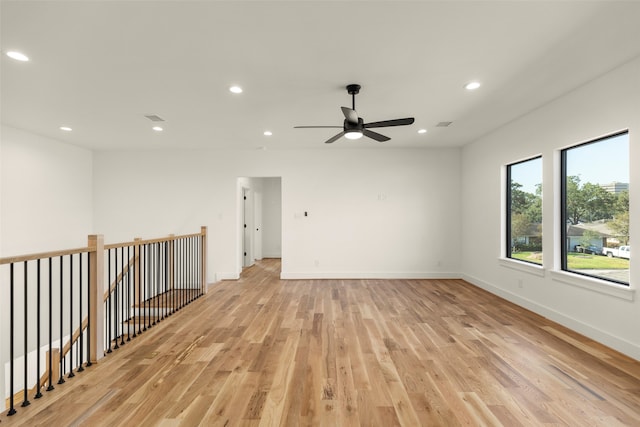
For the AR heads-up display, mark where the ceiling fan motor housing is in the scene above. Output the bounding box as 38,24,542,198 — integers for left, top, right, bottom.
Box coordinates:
344,117,364,132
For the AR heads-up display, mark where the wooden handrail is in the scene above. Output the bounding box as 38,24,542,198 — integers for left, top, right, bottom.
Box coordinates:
104,231,205,250
0,246,93,265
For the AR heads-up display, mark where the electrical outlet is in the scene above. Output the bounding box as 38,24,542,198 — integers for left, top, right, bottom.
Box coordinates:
518,279,523,289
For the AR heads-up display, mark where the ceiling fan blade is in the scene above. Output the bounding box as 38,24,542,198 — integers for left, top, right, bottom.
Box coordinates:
294,126,342,129
341,107,359,124
363,129,390,142
324,131,345,144
363,117,415,128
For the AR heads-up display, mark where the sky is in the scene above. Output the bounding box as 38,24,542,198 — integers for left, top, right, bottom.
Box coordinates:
511,132,629,194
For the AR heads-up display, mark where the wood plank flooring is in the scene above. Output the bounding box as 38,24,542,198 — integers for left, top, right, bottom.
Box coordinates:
2,258,639,426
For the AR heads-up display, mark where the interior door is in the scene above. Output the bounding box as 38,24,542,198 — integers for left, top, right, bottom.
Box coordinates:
243,188,254,267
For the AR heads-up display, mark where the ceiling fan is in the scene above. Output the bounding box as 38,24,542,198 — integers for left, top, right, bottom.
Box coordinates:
294,84,415,144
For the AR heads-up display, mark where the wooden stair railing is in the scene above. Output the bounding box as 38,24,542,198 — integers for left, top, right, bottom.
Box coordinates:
1,227,207,416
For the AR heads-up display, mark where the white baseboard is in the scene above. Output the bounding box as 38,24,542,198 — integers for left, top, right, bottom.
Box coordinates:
262,253,282,259
462,273,640,361
280,271,461,280
215,272,240,281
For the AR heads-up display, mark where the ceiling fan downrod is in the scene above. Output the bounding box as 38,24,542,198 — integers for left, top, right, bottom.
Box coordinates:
346,84,361,110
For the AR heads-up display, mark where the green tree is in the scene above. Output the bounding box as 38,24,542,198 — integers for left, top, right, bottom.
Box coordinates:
510,182,528,215
524,183,543,223
579,229,600,249
566,176,616,224
511,181,542,222
582,183,615,221
609,211,630,245
614,190,629,215
511,213,531,250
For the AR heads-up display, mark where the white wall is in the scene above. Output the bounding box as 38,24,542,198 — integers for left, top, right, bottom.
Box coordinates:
93,147,462,282
262,177,282,258
461,56,640,360
1,125,94,255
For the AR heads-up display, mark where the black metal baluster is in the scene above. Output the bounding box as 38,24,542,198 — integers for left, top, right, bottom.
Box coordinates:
127,245,132,341
116,247,124,346
78,253,84,372
155,242,160,325
198,236,202,297
107,249,112,353
35,259,43,398
177,239,181,310
196,235,200,297
186,237,190,304
47,258,54,391
22,261,31,407
190,237,194,302
181,239,189,308
114,248,120,349
68,254,75,378
171,239,178,313
86,252,92,367
163,242,167,320
134,244,140,337
58,256,65,384
8,263,17,416
148,243,151,328
175,239,179,311
148,244,153,328
182,238,186,309
120,247,125,346
172,239,176,314
144,244,149,330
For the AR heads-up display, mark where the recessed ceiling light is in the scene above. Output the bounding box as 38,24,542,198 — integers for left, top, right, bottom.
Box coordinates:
152,126,163,132
464,81,481,90
60,126,72,132
229,85,243,94
6,51,29,62
263,131,272,136
418,129,427,134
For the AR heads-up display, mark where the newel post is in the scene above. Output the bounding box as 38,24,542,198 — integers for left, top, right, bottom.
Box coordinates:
201,226,207,294
88,234,105,363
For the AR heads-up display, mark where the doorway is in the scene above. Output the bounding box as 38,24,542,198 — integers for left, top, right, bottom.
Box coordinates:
238,177,282,272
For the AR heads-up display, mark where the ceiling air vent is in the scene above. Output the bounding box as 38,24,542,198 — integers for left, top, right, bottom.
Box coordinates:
436,121,453,127
144,114,165,122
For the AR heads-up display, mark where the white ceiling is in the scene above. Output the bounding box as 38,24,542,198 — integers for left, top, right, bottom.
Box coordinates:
2,1,640,151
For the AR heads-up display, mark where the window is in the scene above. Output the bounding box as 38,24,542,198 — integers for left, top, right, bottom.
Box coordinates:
561,131,630,285
506,156,543,265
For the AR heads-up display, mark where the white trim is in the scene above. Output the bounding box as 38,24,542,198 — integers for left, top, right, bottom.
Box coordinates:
499,257,545,277
462,273,640,361
280,271,461,280
549,270,635,301
216,272,240,280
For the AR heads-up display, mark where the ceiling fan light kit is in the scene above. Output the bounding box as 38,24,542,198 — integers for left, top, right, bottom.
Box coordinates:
294,84,415,144
344,130,363,140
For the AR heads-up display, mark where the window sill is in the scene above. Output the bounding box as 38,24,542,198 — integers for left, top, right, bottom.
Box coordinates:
550,270,635,301
499,258,545,277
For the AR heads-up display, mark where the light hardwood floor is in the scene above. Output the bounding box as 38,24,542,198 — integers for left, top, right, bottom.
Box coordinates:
2,258,640,426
